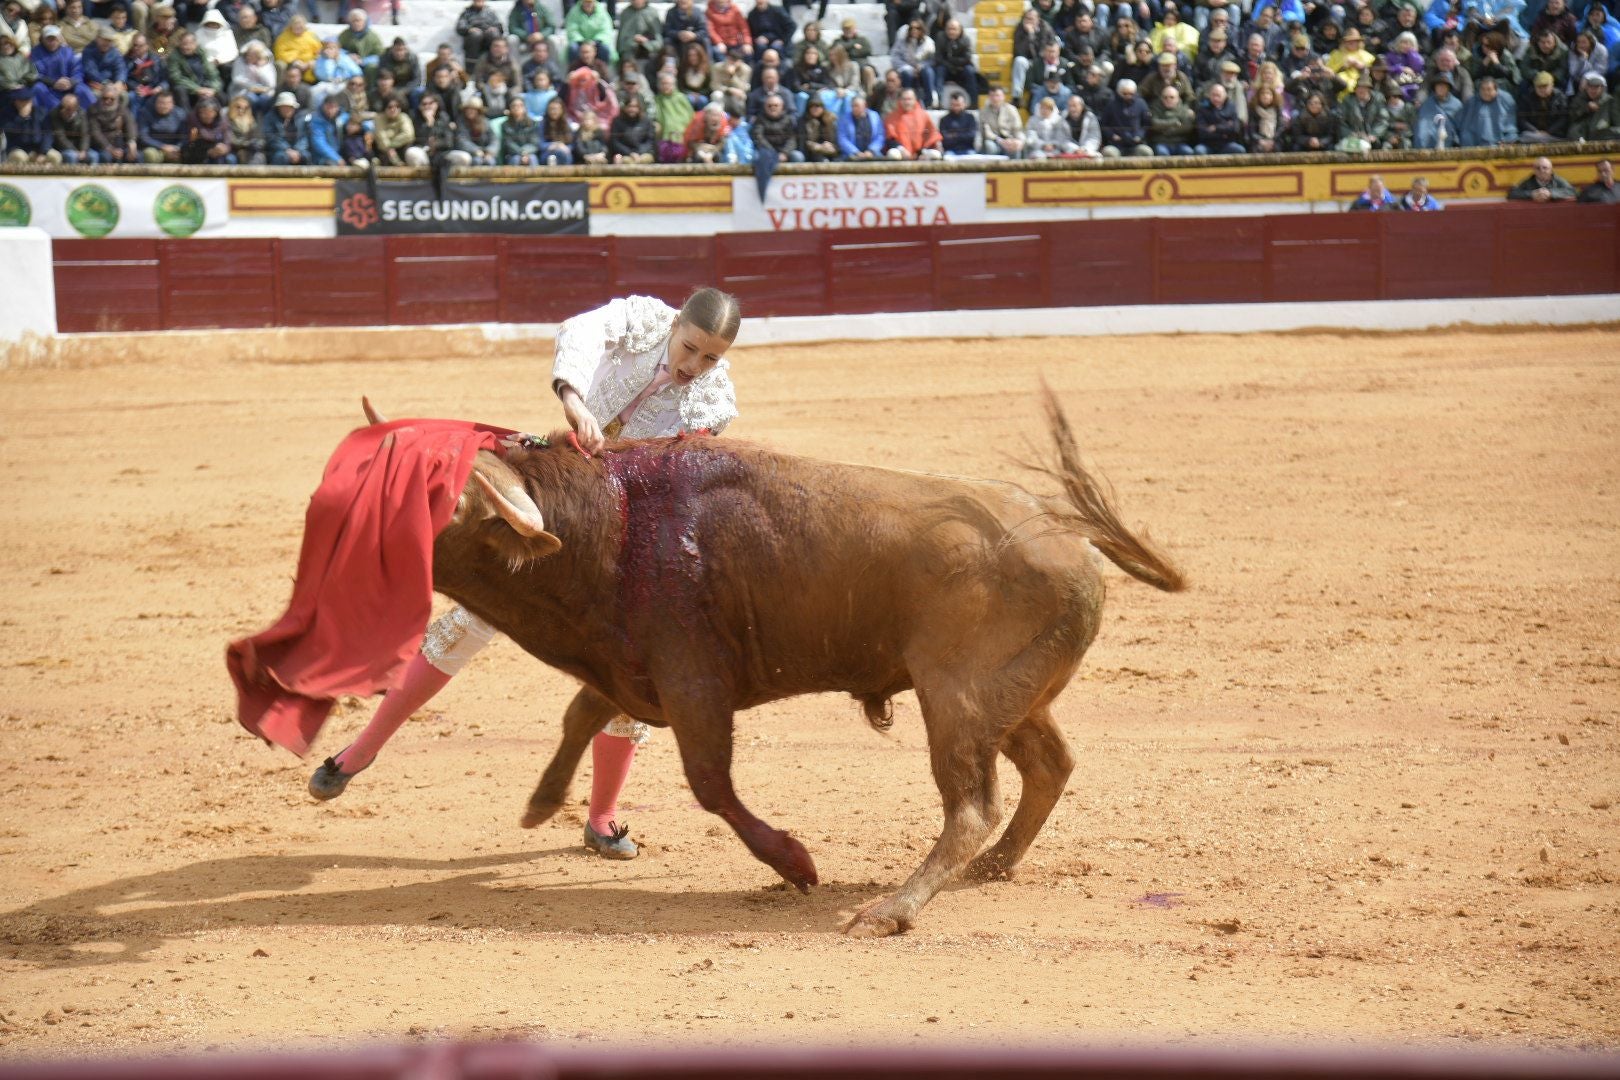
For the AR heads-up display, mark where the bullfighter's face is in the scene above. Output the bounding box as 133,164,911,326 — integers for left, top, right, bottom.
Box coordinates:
669,320,731,386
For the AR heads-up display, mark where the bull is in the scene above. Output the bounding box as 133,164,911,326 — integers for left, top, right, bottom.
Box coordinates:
414,387,1183,937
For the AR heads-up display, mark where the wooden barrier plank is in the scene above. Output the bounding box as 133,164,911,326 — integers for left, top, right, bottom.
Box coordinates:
1265,213,1382,303
933,226,1046,311
386,236,500,326
279,238,389,327
158,240,279,329
498,237,615,322
1045,220,1154,308
1155,218,1267,304
824,230,935,314
52,239,163,333
713,232,827,317
613,236,717,307
1381,213,1495,300
1491,204,1616,298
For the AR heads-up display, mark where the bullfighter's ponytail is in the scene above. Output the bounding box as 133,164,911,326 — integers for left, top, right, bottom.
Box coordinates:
679,287,742,344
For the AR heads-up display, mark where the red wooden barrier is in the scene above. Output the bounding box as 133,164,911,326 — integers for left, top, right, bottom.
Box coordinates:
49,206,1620,333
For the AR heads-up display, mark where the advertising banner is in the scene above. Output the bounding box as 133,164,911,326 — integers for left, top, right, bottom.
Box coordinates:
334,180,590,235
0,177,227,238
731,174,985,231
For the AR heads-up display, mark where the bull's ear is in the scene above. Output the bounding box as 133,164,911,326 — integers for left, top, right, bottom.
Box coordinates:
466,451,563,559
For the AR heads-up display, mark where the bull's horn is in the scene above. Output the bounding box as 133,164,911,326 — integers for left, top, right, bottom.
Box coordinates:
471,469,562,556
362,396,387,425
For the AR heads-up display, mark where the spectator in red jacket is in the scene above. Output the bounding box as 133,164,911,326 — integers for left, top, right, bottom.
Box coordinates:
884,86,941,159
706,0,750,61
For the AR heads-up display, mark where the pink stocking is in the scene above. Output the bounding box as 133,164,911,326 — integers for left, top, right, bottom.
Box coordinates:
334,652,452,773
588,732,638,835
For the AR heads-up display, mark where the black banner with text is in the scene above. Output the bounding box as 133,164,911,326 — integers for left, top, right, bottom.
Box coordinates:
334,180,589,235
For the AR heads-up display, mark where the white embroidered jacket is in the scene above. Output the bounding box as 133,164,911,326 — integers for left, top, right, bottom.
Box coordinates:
550,295,738,438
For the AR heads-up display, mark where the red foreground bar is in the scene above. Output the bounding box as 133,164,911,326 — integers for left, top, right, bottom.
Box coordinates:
4,1044,1619,1080
51,204,1620,334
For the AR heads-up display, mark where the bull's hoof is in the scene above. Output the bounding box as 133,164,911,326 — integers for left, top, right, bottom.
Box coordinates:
843,899,910,939
963,851,1019,883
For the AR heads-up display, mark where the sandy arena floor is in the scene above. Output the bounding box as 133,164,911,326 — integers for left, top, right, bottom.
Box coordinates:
0,326,1617,1059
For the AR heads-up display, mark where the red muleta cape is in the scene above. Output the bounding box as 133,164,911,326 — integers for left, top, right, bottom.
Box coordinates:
226,418,514,757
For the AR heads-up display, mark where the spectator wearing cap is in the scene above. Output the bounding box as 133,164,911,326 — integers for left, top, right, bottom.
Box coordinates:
1139,49,1192,103
88,81,137,161
1189,25,1233,86
1030,65,1074,112
977,83,1023,157
1508,155,1578,202
884,86,941,159
274,15,321,76
32,25,92,110
232,7,274,56
1149,2,1199,59
264,89,310,163
1517,69,1568,141
1324,27,1372,98
82,26,127,94
1396,175,1442,211
1205,57,1244,121
1455,76,1516,146
1336,76,1389,149
835,90,882,158
937,89,977,156
1578,159,1618,204
1567,69,1614,140
1349,175,1397,211
2,85,57,161
136,86,185,159
1193,79,1244,152
1413,72,1460,146
229,40,276,113
1102,77,1152,155
618,0,663,64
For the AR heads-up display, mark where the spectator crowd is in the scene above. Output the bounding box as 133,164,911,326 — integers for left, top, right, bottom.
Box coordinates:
1,0,1617,165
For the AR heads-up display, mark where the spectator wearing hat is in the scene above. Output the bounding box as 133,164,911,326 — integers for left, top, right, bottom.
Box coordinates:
1517,68,1568,141
1193,79,1244,151
1102,76,1153,154
2,85,57,160
274,15,321,76
264,89,310,163
1190,24,1234,86
87,81,137,161
1455,75,1516,145
82,27,127,95
884,85,941,158
1030,65,1075,111
1139,49,1191,103
1336,76,1389,149
136,86,185,159
1413,71,1461,146
1349,175,1397,211
1508,155,1577,201
32,25,92,110
833,15,872,64
1324,26,1372,98
617,0,663,63
1567,69,1615,140
1578,158,1618,203
1396,175,1442,210
834,90,882,158
1205,56,1244,120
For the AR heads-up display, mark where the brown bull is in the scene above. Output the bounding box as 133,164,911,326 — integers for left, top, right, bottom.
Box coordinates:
425,388,1183,937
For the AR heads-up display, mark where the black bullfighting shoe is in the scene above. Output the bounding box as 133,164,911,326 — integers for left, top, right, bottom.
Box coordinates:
584,821,639,860
308,753,370,801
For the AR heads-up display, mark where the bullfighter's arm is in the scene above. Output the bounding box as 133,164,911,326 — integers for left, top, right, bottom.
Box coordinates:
549,294,678,402
679,357,738,435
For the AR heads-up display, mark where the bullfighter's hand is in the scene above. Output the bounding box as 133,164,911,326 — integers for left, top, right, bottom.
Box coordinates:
561,389,605,454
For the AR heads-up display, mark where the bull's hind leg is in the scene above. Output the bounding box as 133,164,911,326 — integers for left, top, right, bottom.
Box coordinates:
520,686,620,828
963,705,1075,882
845,683,1006,939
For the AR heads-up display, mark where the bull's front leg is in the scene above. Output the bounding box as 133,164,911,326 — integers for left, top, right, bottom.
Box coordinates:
520,685,621,828
665,693,818,893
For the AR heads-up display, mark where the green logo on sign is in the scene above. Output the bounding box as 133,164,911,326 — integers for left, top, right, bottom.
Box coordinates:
154,184,206,238
0,183,30,227
65,183,119,238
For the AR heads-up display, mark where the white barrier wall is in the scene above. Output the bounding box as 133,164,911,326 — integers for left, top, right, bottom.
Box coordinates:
0,227,57,360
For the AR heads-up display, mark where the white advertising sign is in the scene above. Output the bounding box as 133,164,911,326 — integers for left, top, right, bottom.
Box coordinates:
0,177,229,239
732,173,986,231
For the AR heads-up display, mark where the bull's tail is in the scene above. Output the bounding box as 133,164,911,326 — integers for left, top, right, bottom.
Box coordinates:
1038,382,1186,593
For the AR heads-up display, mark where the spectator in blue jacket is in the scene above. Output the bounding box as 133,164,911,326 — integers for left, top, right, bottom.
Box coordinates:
306,90,345,162
81,26,128,95
2,86,58,162
32,26,93,111
836,92,884,158
262,89,312,162
1456,75,1517,144
1414,72,1464,146
137,87,187,161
